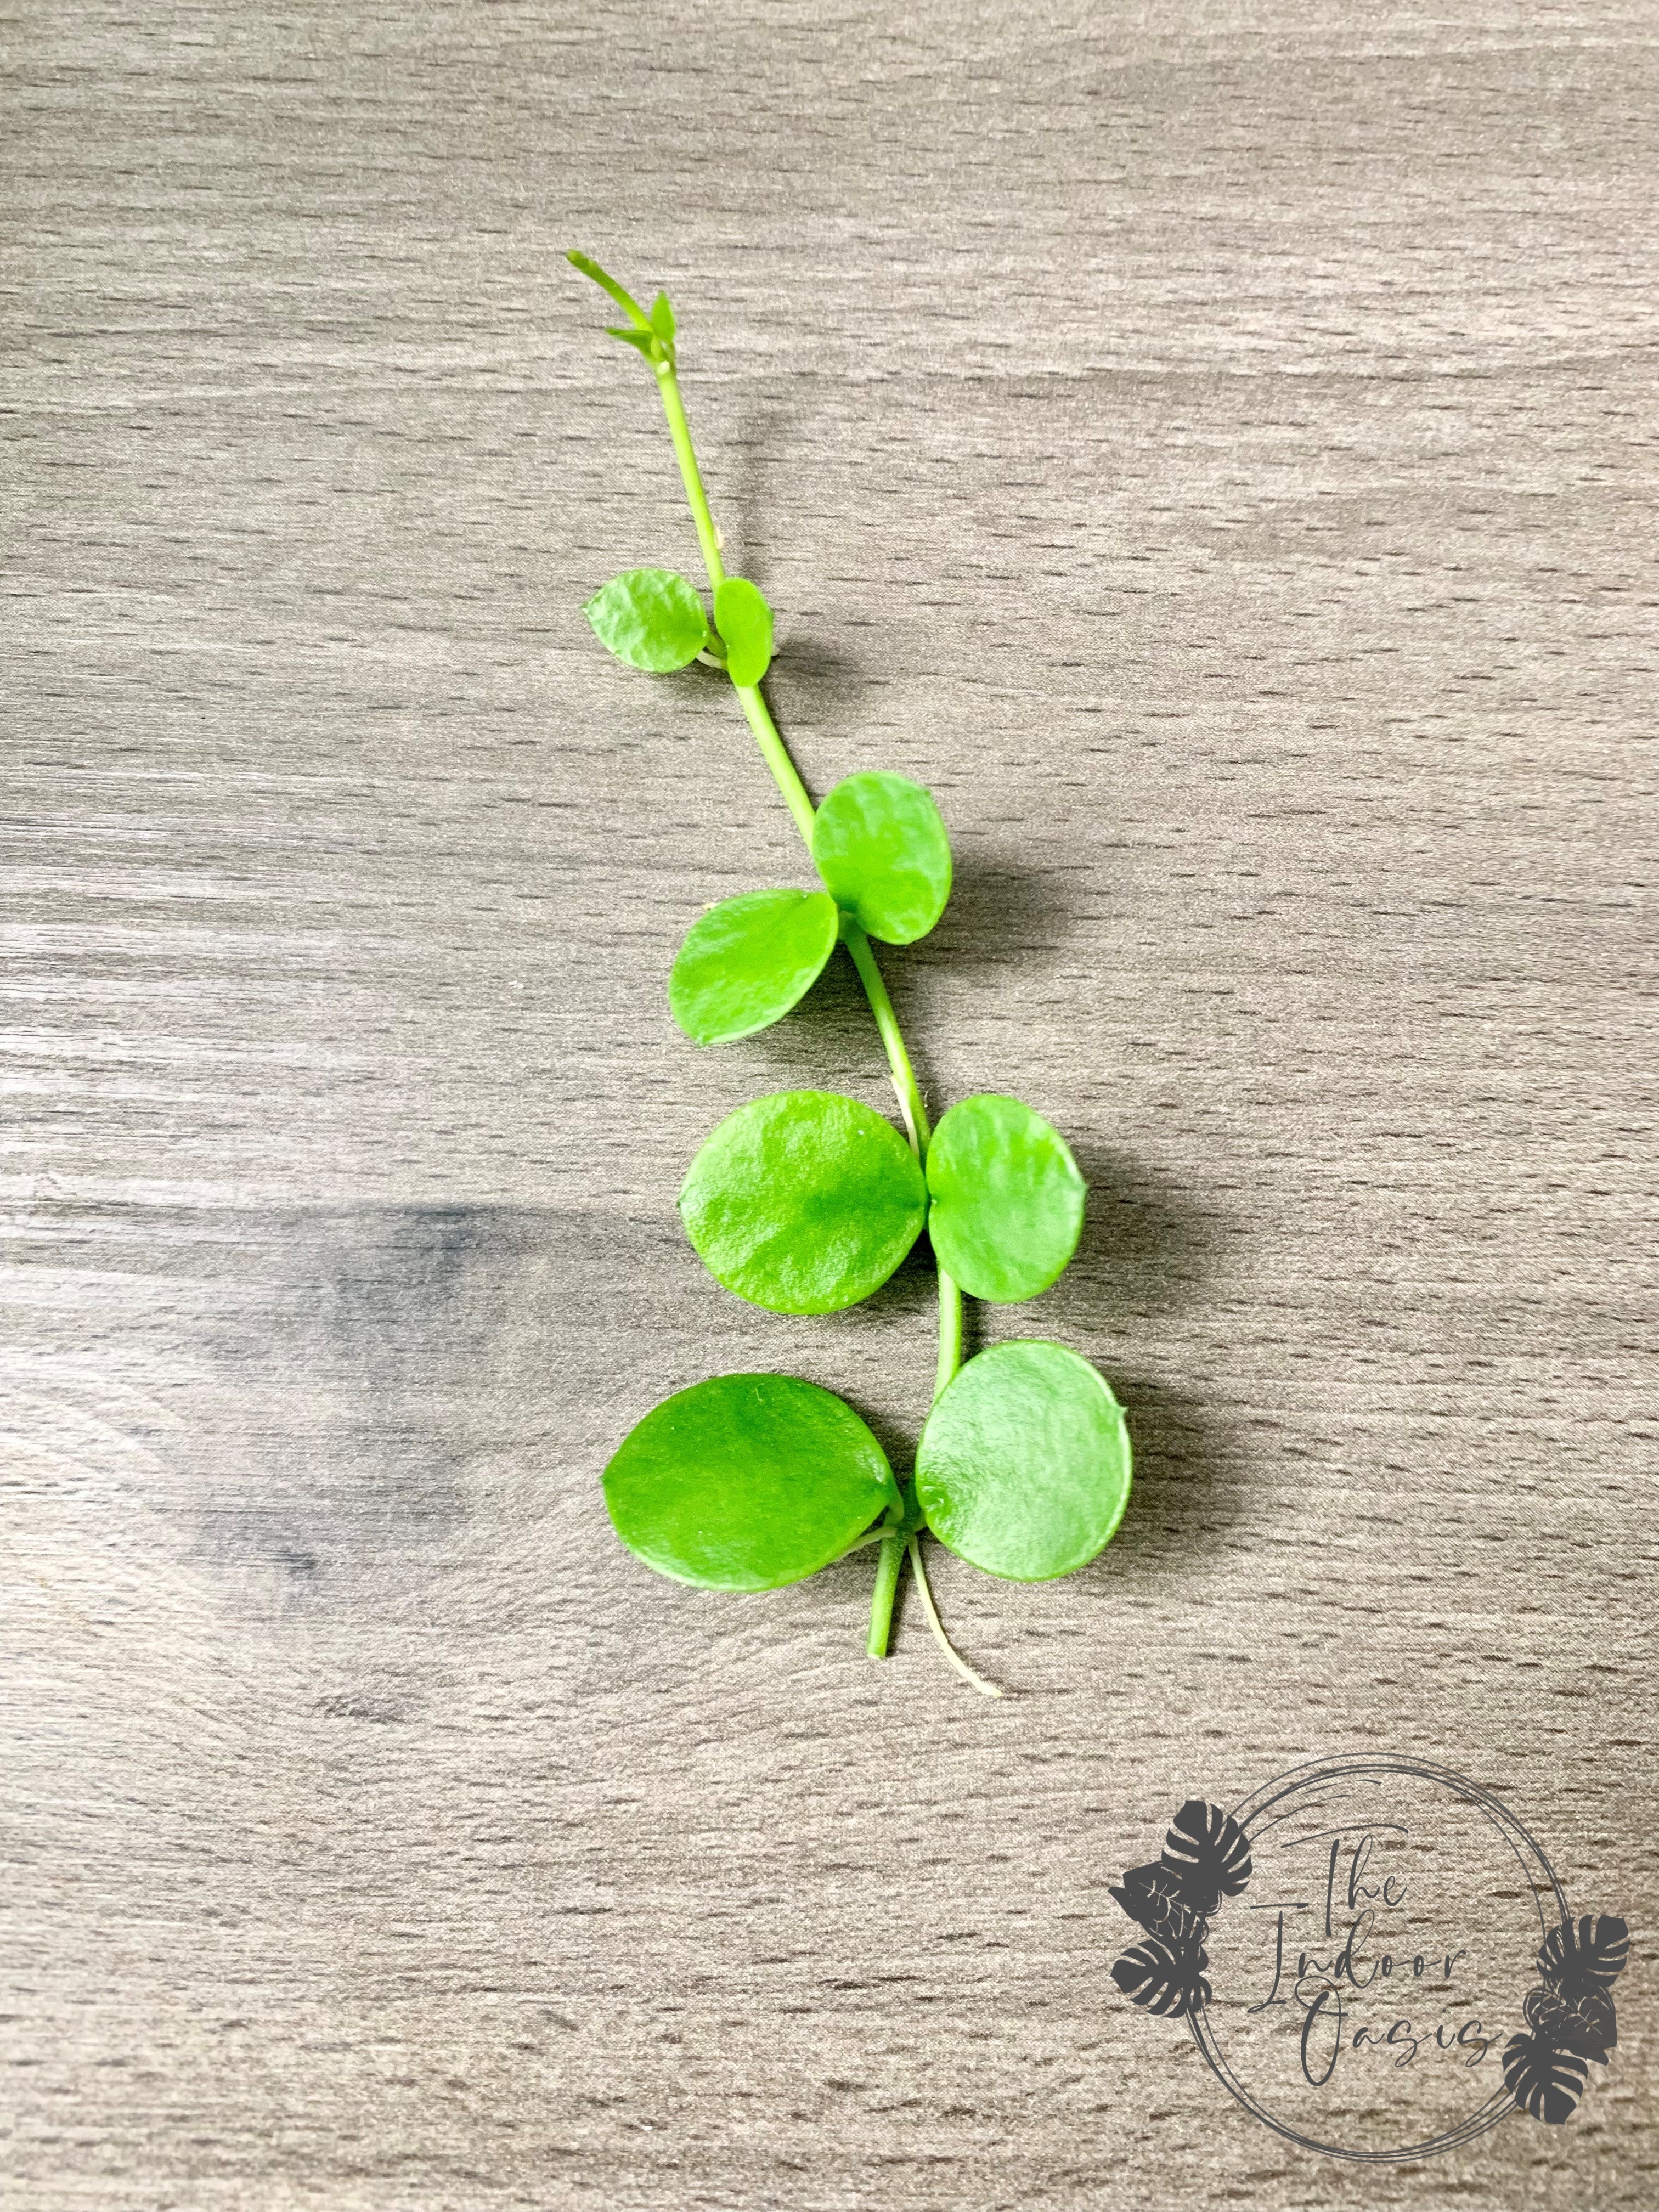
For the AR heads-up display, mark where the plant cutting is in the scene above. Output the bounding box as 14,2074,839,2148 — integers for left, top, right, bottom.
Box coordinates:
570,251,1133,1693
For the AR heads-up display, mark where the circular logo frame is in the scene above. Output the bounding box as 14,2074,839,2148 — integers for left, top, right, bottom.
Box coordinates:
1108,1752,1630,2164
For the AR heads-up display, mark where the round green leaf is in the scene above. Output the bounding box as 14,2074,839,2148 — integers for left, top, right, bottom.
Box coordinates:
604,1372,899,1590
916,1340,1131,1581
925,1093,1086,1303
679,1088,927,1314
584,568,710,672
669,888,839,1046
811,771,952,944
714,577,774,686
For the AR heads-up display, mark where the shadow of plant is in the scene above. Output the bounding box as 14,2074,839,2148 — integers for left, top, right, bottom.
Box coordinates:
923,842,1087,970
1061,1141,1228,1323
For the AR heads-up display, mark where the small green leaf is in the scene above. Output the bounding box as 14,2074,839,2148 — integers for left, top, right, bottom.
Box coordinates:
812,771,952,945
567,249,651,328
649,290,676,346
584,568,709,672
679,1088,927,1314
916,1340,1131,1581
926,1094,1086,1302
670,888,840,1046
713,577,774,687
604,1372,899,1590
606,324,658,358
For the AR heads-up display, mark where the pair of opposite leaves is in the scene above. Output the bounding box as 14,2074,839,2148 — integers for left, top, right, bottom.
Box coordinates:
586,565,775,687
673,767,952,1002
606,1347,1132,1595
683,1086,1084,1313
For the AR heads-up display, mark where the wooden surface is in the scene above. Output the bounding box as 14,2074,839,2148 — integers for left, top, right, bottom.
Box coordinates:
4,4,1655,2206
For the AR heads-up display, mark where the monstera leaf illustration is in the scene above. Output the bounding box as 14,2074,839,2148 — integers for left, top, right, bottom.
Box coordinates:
1503,2027,1590,2124
1109,1860,1207,1947
1159,1799,1252,1918
1110,1933,1212,2018
1538,1914,1630,2001
1523,1983,1616,2066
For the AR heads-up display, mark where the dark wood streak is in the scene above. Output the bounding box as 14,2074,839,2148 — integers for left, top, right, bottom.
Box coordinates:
3,3,1655,2205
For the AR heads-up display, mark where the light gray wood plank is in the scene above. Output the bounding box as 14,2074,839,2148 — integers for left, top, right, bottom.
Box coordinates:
3,3,1654,2205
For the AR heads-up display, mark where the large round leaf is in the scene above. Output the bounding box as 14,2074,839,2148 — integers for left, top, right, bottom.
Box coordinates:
916,1340,1131,1581
604,1372,899,1590
925,1093,1086,1302
669,888,839,1046
811,771,952,944
679,1089,927,1314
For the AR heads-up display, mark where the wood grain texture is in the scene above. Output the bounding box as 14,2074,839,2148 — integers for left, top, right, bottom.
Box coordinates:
3,2,1655,2205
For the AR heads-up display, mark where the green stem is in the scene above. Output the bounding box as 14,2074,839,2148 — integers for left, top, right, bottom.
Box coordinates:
865,1523,906,1660
718,623,929,1169
655,362,726,595
735,682,817,849
843,921,930,1156
935,1268,963,1403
